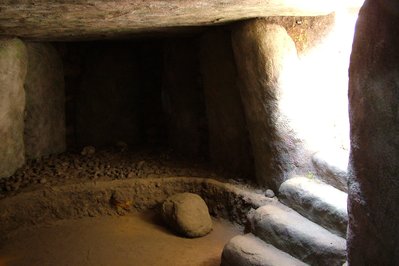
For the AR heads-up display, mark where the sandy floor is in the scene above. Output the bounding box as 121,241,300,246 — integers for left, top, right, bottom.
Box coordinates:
0,212,241,266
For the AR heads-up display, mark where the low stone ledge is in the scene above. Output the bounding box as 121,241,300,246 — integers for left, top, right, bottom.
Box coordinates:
0,177,275,236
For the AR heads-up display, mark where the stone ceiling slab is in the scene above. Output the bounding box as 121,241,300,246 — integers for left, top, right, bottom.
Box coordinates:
0,0,340,40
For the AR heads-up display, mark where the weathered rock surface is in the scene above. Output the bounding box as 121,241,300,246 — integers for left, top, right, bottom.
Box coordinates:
0,0,341,40
279,176,348,237
249,203,346,265
0,38,27,178
348,0,399,264
75,43,141,147
162,192,212,237
24,42,66,159
312,150,348,192
221,233,308,266
232,20,302,190
0,176,276,236
199,29,253,177
163,39,208,157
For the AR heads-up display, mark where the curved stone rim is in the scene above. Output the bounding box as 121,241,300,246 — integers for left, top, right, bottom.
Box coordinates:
0,177,275,236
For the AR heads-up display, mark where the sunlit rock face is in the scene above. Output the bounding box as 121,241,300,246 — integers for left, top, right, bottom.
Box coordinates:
348,0,399,264
231,21,301,190
0,0,339,40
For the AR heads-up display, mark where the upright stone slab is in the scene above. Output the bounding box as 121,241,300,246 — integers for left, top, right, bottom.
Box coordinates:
0,38,27,178
232,20,301,190
75,42,142,147
163,39,207,157
199,30,253,177
348,0,399,264
24,42,66,159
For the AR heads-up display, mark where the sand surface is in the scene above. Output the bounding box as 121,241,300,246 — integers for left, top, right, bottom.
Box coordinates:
0,212,241,266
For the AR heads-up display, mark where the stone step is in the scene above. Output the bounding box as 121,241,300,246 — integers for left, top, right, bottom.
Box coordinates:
221,233,308,266
248,203,346,266
279,176,348,237
312,150,349,192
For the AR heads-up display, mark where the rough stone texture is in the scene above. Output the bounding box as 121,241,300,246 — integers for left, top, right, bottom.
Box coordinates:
263,14,336,55
249,203,346,266
75,42,142,147
279,176,348,237
24,42,66,159
199,29,253,177
163,39,208,157
221,233,308,266
312,150,349,192
0,38,27,178
0,177,277,235
263,13,353,192
162,192,212,237
348,0,399,264
0,0,341,40
232,20,304,190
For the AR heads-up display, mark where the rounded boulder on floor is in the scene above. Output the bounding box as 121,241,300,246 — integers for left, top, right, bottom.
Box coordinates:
161,192,212,238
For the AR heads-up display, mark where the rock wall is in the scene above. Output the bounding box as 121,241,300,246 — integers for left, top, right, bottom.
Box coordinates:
75,42,143,148
24,42,66,159
232,21,303,190
0,38,27,178
199,29,253,177
163,39,208,157
264,13,352,191
348,0,399,264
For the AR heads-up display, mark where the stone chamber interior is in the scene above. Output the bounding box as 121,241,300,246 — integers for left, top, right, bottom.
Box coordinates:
1,0,398,265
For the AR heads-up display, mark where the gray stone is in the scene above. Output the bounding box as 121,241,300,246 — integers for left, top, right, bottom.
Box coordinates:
199,29,253,177
0,38,27,178
221,233,308,266
24,42,66,159
232,20,303,190
312,150,348,192
249,203,346,266
348,0,399,264
279,176,348,237
161,192,212,238
265,189,275,198
0,0,344,40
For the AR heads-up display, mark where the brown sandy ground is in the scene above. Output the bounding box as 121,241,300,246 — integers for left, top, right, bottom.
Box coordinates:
0,211,241,266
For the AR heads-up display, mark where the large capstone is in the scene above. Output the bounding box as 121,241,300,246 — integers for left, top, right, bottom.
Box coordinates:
0,0,342,40
161,192,212,238
0,38,27,178
24,42,66,159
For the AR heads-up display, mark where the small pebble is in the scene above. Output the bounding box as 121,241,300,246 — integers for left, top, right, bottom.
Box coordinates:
265,189,275,198
81,146,96,156
137,160,145,170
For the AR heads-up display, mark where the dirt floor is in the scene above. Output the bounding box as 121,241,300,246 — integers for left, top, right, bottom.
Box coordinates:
0,211,242,266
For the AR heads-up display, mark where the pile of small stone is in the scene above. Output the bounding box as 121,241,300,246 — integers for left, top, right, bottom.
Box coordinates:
0,148,244,198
